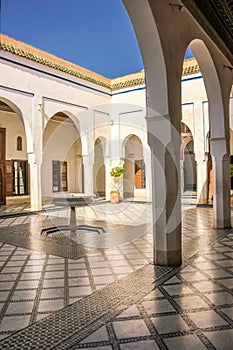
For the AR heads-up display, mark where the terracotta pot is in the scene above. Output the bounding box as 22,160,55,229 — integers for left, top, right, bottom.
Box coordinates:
110,192,119,204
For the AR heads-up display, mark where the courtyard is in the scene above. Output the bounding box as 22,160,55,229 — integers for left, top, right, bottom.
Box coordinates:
0,201,232,349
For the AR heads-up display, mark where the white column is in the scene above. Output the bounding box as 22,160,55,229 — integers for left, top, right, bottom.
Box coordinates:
196,159,208,204
144,149,152,201
82,155,93,194
75,155,83,192
104,156,111,200
210,137,231,228
180,160,184,194
28,153,42,211
28,96,43,211
147,115,181,266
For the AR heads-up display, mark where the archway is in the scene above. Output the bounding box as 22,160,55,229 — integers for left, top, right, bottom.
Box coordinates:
123,0,232,267
184,140,197,192
0,99,29,204
42,112,82,200
204,132,212,203
180,123,197,193
123,0,183,266
93,137,106,198
123,135,145,199
187,39,231,227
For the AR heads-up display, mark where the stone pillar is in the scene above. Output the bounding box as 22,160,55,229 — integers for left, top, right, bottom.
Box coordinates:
104,157,111,201
82,155,93,194
143,145,152,201
147,116,182,266
196,159,208,204
210,137,231,228
28,96,43,211
28,153,42,211
76,155,83,192
144,157,152,202
180,160,184,194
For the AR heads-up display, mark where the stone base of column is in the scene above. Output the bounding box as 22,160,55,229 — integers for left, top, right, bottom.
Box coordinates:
154,249,182,267
30,204,42,212
214,218,231,229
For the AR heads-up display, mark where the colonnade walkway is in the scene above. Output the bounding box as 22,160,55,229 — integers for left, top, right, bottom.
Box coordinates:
0,201,232,349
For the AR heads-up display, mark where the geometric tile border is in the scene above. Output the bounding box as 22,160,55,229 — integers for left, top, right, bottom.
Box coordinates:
69,230,233,350
0,226,99,260
0,264,173,349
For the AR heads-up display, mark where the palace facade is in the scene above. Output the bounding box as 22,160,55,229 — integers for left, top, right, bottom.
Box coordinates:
1,34,231,210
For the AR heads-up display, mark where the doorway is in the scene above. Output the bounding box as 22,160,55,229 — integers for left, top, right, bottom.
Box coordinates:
13,161,28,195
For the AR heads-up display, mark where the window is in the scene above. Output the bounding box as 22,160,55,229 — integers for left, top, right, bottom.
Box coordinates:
17,136,22,151
52,161,67,192
13,160,28,195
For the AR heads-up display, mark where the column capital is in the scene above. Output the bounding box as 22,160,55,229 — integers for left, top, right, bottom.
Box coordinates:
210,137,228,157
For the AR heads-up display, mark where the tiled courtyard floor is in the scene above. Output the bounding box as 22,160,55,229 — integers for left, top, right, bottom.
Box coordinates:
0,201,232,349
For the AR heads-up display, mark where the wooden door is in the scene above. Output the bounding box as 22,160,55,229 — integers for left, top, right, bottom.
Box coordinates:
60,161,67,191
5,160,13,196
135,168,142,189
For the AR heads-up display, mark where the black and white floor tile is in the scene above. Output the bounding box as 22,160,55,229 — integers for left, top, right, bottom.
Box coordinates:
0,203,232,349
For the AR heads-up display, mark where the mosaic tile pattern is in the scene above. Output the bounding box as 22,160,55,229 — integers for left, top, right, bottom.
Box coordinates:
0,203,155,343
69,230,233,350
0,203,232,349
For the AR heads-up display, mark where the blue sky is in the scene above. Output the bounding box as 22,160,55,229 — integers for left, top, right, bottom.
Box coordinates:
1,0,193,78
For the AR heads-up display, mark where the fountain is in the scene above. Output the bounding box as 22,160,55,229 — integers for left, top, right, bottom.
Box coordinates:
41,193,105,236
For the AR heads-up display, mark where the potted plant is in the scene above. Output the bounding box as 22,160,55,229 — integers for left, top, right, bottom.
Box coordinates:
110,166,124,203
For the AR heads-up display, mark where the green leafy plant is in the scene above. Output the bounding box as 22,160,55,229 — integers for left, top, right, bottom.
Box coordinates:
110,166,124,178
110,166,124,202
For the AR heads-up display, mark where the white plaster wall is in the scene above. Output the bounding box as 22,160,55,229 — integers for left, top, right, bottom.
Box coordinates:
112,87,146,108
1,52,111,110
111,89,147,160
1,52,112,205
1,50,213,204
1,51,111,163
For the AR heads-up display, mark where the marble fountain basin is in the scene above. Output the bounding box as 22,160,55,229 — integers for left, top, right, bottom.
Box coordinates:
42,193,105,236
52,193,94,207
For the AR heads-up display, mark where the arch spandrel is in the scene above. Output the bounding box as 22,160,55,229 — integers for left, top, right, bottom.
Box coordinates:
0,97,33,154
188,39,229,143
123,0,168,116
